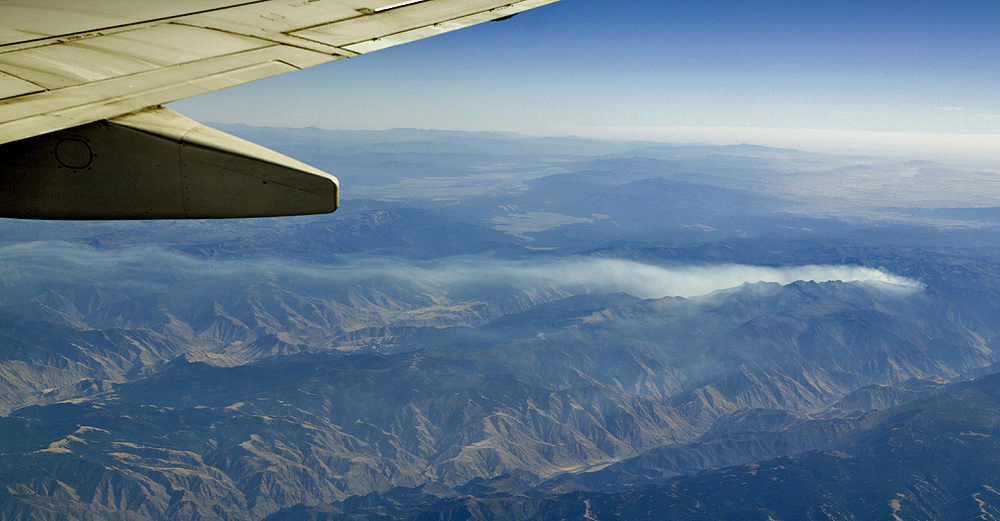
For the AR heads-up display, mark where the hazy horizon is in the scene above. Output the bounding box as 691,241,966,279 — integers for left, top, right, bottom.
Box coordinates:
170,0,1000,162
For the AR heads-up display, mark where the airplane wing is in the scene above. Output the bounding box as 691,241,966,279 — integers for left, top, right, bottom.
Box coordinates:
0,0,559,219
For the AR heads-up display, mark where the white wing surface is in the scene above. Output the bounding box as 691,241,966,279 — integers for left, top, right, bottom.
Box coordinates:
0,0,558,219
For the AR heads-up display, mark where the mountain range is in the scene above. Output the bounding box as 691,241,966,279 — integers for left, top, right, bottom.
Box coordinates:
2,129,1000,520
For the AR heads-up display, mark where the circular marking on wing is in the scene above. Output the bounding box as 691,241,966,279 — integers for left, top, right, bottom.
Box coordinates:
55,139,93,170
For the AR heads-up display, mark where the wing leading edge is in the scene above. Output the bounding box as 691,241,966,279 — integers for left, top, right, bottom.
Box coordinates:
0,0,559,219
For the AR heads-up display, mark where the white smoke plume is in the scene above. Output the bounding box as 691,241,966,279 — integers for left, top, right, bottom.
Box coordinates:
0,242,923,302
406,258,924,299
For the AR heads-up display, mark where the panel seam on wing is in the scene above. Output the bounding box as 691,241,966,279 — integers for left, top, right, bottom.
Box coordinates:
170,22,358,58
292,1,529,50
0,58,302,146
0,0,272,51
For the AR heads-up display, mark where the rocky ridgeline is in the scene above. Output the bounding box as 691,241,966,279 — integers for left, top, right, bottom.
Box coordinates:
3,267,1000,519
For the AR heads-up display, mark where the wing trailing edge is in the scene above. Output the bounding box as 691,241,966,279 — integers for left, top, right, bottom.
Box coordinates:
0,107,338,219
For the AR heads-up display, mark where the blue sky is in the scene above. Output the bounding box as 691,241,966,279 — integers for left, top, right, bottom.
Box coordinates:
172,0,999,155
